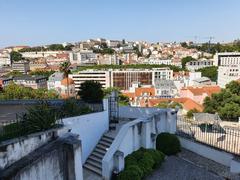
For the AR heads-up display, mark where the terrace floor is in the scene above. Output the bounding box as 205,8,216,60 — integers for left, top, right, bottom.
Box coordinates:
146,149,240,180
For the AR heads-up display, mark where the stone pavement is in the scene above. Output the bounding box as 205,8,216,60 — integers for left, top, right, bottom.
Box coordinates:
146,156,224,180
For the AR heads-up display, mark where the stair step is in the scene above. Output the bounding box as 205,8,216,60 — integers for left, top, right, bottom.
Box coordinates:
86,159,102,169
84,163,102,176
103,135,114,140
94,148,106,155
88,155,102,163
96,144,109,151
99,140,111,147
92,151,105,159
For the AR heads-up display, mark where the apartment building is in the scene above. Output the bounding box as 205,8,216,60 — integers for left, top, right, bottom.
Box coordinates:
13,75,48,89
186,59,214,71
69,50,96,65
69,70,111,92
213,52,240,66
0,51,11,67
217,65,240,88
12,61,30,74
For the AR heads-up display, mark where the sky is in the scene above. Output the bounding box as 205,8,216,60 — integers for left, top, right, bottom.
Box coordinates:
0,0,240,48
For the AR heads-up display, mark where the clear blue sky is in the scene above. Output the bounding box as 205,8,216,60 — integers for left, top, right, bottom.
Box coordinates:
1,0,240,47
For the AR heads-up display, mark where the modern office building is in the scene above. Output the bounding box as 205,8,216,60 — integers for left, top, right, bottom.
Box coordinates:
69,70,111,92
214,52,240,66
70,68,173,92
217,65,240,88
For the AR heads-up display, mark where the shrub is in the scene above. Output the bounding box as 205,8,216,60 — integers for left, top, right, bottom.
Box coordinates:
119,148,164,179
117,169,141,180
138,153,154,175
145,149,165,168
156,133,181,155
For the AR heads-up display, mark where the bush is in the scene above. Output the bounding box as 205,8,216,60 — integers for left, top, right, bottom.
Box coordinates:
156,133,181,155
118,148,165,180
145,149,165,168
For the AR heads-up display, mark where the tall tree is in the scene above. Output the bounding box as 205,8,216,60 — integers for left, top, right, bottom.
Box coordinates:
78,81,104,103
10,51,23,62
59,61,71,98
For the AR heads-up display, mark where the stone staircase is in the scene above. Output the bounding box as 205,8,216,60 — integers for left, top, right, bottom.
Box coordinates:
83,134,114,176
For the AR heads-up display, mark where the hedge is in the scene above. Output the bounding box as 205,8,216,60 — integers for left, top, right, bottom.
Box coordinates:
117,148,165,180
156,133,181,155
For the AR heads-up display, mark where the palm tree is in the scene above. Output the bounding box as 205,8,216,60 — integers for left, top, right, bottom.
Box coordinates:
59,61,71,98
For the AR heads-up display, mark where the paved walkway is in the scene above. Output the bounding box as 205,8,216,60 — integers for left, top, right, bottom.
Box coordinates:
146,156,224,180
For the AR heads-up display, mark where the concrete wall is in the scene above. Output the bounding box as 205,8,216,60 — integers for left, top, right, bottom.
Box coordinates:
178,136,240,173
119,106,177,134
102,108,178,179
0,134,83,180
0,128,60,169
63,99,109,163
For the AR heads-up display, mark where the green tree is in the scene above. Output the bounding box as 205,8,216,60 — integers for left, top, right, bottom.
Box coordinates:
225,81,240,96
10,51,23,62
203,81,240,121
78,81,104,103
219,102,240,121
197,66,218,82
59,61,71,98
181,56,196,69
186,108,199,119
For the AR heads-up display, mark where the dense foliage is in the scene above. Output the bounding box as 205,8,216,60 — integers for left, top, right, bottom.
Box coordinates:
117,148,165,180
0,82,58,100
19,44,73,52
75,64,183,72
60,98,92,118
0,99,92,142
156,133,181,155
197,66,218,82
183,40,240,54
29,70,55,78
78,80,104,103
10,51,23,61
203,81,240,121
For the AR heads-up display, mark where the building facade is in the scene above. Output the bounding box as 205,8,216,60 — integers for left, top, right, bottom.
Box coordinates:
13,75,48,89
214,52,240,66
217,65,240,88
12,61,30,74
186,59,214,71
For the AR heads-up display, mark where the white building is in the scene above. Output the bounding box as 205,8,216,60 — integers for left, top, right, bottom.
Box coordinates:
0,51,11,67
47,72,64,91
69,70,111,92
142,58,172,65
217,65,240,88
214,52,240,66
69,50,96,65
186,59,214,71
106,40,121,48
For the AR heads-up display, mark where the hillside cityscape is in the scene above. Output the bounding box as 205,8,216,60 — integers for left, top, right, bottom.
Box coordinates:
0,1,240,180
0,39,240,121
